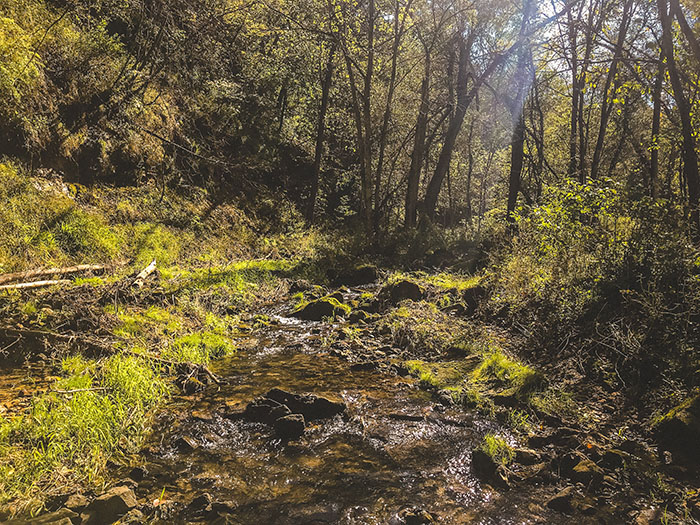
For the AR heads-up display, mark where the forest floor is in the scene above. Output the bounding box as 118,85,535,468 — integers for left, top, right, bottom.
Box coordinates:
1,173,700,524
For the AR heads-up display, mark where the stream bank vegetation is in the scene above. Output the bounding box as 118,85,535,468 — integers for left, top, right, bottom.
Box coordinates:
3,0,700,521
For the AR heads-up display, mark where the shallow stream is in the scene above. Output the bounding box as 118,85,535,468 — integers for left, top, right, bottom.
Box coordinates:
130,312,563,524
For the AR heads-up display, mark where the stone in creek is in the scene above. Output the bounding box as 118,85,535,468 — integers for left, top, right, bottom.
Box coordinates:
389,506,437,525
349,361,378,372
174,436,198,452
470,449,509,488
243,398,284,423
570,458,604,485
21,508,78,524
514,448,542,465
274,414,306,440
292,298,346,321
80,486,137,524
64,493,89,511
381,280,424,304
546,486,575,514
187,493,213,515
265,388,346,421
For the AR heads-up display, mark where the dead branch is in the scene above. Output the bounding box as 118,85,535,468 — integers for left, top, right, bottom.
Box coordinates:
133,259,157,288
0,280,72,291
0,264,114,285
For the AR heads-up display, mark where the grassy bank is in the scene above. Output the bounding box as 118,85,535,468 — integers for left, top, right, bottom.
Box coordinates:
0,163,333,517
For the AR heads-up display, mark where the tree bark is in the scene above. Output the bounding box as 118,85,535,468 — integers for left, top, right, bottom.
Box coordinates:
405,47,431,229
306,44,336,224
650,48,665,198
658,0,700,230
507,0,535,225
590,0,632,180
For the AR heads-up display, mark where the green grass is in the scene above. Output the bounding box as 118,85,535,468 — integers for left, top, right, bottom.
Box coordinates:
0,354,168,515
472,349,543,397
162,331,236,364
380,301,474,355
405,359,492,411
480,433,515,466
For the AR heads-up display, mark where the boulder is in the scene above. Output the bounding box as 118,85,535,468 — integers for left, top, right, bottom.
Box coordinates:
187,493,213,515
274,414,305,440
381,280,424,304
570,459,604,485
292,298,349,321
64,493,89,511
80,486,137,524
462,285,487,310
546,487,575,514
654,394,700,462
175,436,198,452
514,448,542,466
328,264,378,286
471,449,508,488
600,449,629,469
243,398,285,423
265,388,346,421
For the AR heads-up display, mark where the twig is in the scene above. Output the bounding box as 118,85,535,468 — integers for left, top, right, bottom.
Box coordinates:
0,264,114,285
0,280,71,291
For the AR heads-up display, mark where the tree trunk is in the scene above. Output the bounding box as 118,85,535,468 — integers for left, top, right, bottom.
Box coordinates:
650,48,665,199
405,49,431,229
567,6,580,179
590,0,632,180
507,0,534,225
659,0,700,230
306,44,336,224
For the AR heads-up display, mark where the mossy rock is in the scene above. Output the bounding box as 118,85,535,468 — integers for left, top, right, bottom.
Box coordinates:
653,394,700,462
381,280,424,304
292,297,351,321
327,264,378,286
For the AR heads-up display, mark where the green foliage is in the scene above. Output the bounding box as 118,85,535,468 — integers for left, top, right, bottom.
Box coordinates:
0,354,167,514
163,332,236,364
132,223,186,268
380,301,474,356
479,433,515,466
472,349,542,397
493,179,625,321
52,208,121,258
0,17,41,103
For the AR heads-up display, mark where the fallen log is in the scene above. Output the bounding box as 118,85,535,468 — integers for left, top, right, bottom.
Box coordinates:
0,264,112,285
0,279,71,291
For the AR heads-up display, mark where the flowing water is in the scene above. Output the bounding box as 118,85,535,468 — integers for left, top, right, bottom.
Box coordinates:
130,312,565,524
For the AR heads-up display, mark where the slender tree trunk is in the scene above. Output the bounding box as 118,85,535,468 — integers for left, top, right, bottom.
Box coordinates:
465,119,474,224
507,0,534,225
659,0,700,230
590,0,632,180
306,44,336,224
650,48,665,199
567,7,580,179
374,0,411,232
671,0,700,64
423,34,470,221
361,0,376,231
405,51,431,229
507,113,526,224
